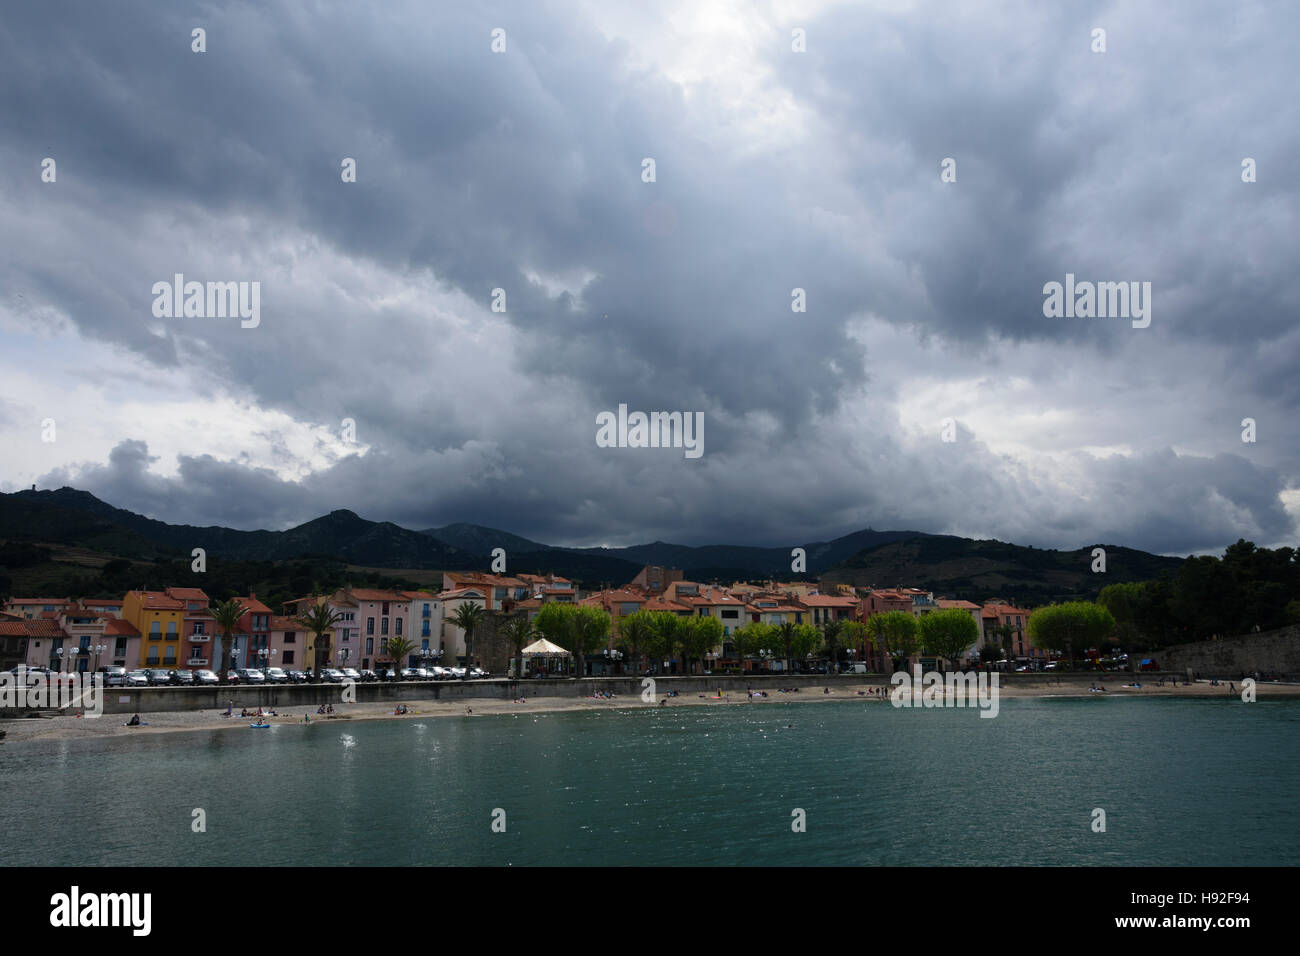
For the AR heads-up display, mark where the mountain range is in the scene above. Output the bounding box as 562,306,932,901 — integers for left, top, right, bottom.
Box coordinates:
0,487,1186,603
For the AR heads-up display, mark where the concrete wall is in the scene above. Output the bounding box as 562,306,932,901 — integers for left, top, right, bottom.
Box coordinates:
1159,626,1300,678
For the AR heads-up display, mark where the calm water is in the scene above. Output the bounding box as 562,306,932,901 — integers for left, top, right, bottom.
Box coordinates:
2,697,1296,866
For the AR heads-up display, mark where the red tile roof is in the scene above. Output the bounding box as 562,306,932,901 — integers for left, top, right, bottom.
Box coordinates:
105,619,140,637
236,596,273,615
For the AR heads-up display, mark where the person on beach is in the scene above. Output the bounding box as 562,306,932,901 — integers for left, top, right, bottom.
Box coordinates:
225,700,233,717
126,713,140,726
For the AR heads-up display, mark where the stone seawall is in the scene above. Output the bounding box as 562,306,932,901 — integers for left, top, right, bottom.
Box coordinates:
38,671,1120,716
1159,626,1300,678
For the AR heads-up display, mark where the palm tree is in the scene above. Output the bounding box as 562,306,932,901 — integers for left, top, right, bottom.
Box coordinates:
296,601,344,680
776,621,797,674
820,618,847,672
451,602,486,676
209,598,245,684
384,636,416,673
501,613,534,680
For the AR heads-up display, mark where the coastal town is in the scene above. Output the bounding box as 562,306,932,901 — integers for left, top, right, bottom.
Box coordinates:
0,564,1041,680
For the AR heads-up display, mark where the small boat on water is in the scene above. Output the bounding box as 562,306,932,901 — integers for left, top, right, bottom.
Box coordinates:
250,722,271,729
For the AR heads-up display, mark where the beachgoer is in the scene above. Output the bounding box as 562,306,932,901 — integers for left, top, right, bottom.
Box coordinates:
126,713,140,726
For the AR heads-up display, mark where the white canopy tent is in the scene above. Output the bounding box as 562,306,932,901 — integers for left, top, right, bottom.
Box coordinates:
521,638,571,657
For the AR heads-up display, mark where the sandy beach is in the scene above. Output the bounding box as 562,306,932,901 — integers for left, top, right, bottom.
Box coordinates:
3,678,1296,745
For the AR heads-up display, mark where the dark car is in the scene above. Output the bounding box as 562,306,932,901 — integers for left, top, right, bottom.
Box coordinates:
287,670,311,684
358,669,378,683
263,667,291,684
146,669,173,686
169,669,195,686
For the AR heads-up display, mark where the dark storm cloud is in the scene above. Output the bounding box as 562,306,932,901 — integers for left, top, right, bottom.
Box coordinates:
5,1,1299,554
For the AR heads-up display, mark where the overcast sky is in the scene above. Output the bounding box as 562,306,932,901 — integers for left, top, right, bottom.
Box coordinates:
2,0,1297,556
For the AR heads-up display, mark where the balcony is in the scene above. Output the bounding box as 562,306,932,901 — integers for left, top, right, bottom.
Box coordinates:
188,658,209,666
190,634,210,642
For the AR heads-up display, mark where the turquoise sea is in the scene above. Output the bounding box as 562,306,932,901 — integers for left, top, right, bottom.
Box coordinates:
1,697,1296,865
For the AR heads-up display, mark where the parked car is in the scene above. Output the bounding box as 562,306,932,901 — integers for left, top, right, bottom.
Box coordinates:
237,668,266,684
263,667,291,684
378,668,397,682
341,668,362,683
287,670,311,684
194,669,219,686
399,668,418,681
98,666,128,687
126,669,151,687
358,669,378,683
169,669,195,685
469,667,489,679
429,666,450,680
144,669,173,686
320,668,346,683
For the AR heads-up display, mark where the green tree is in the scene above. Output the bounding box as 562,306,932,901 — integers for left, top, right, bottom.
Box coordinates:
840,620,868,670
868,611,918,672
819,618,848,670
790,623,822,669
614,610,653,674
774,621,797,673
451,601,487,674
295,601,343,680
681,616,724,675
733,621,774,673
644,611,683,674
384,635,416,671
501,613,535,679
571,604,612,677
210,598,246,683
1027,602,1115,667
918,608,980,671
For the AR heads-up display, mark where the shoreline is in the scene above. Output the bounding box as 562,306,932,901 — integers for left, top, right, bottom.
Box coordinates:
3,679,1296,745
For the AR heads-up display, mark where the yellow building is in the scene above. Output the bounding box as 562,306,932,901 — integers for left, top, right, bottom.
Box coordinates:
122,591,186,669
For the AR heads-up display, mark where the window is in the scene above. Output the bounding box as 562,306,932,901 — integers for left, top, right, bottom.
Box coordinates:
422,603,431,618
382,602,390,615
721,609,739,619
167,621,177,636
366,638,374,655
146,650,159,665
164,647,176,663
115,638,127,656
367,617,375,635
285,632,296,643
395,618,402,635
193,622,205,634
150,621,161,636
381,619,389,636
422,621,430,637
282,650,295,665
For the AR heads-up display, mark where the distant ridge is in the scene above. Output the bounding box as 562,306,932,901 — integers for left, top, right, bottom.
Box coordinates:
0,487,1185,601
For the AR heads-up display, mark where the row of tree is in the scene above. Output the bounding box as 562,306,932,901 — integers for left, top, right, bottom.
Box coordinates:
1096,540,1300,649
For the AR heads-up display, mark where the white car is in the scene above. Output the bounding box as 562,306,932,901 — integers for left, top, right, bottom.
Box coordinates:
320,668,346,683
237,668,266,683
